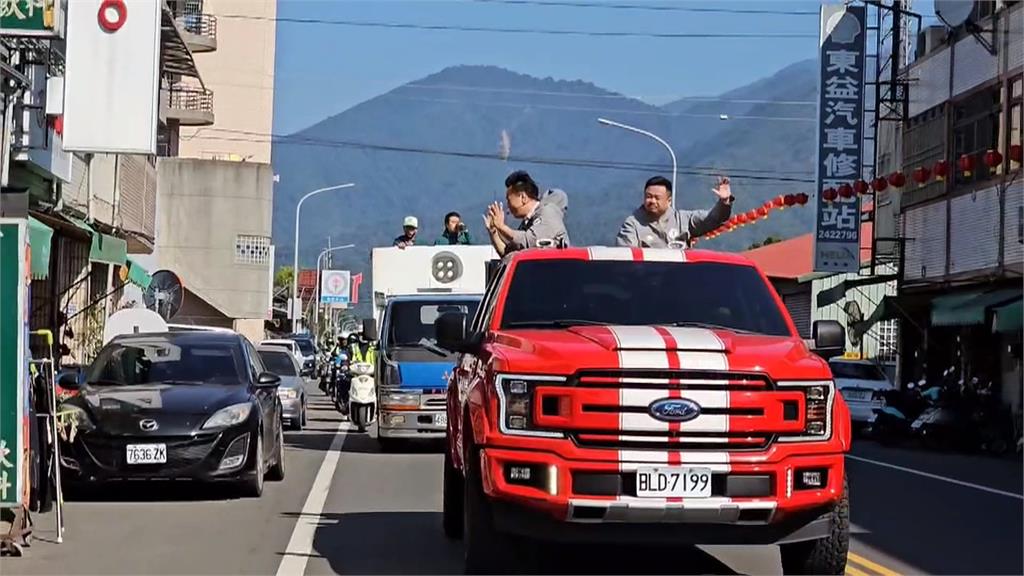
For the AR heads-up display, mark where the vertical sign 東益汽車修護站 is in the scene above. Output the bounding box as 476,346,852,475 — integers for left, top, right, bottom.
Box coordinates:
813,4,867,273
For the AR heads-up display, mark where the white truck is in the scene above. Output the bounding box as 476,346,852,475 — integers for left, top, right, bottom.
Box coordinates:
369,245,495,449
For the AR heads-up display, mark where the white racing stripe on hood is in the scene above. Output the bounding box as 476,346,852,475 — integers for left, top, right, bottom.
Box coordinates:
641,249,686,262
661,326,725,351
588,247,636,261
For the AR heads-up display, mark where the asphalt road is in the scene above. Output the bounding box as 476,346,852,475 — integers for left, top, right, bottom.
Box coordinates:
4,382,1022,575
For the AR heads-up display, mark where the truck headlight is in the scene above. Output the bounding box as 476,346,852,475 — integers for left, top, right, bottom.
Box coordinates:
202,403,253,430
776,380,834,441
381,392,419,410
494,374,564,438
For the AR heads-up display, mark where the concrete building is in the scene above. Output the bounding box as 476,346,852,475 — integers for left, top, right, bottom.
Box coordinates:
873,1,1023,409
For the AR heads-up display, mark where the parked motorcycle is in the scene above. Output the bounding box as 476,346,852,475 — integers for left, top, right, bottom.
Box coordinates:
347,361,377,433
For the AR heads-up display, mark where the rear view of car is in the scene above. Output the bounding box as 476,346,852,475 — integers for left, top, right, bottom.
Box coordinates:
258,346,308,430
829,359,893,430
58,332,286,497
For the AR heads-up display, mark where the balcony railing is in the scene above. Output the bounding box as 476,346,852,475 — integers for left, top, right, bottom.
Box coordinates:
167,85,214,113
176,13,217,41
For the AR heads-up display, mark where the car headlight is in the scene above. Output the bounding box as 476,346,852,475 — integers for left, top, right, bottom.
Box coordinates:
278,388,298,400
494,374,564,438
201,403,253,430
381,392,419,410
61,404,96,434
776,380,835,442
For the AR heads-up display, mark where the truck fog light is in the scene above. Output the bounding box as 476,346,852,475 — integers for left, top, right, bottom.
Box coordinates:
509,466,532,481
802,471,822,486
389,414,406,425
806,421,825,435
796,468,828,490
547,464,558,495
509,415,527,429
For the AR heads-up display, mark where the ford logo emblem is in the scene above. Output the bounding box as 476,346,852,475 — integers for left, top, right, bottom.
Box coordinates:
648,398,701,422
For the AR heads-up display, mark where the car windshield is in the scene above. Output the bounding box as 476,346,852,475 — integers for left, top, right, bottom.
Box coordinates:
292,339,315,356
86,337,245,386
499,260,791,337
259,350,297,376
388,299,481,346
263,342,293,353
830,361,887,381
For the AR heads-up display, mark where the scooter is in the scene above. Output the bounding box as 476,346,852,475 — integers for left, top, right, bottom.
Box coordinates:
347,361,377,433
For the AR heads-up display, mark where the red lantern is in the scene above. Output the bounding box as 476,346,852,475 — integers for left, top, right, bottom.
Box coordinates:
784,193,796,207
958,153,975,176
757,206,770,220
795,192,809,205
838,183,854,199
822,187,838,202
984,149,1003,168
737,213,749,225
853,179,869,195
773,195,786,209
933,160,949,181
888,171,906,188
871,177,888,192
1010,144,1023,164
745,210,758,222
912,166,931,185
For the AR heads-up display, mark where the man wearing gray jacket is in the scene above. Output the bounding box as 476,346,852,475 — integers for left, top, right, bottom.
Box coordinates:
616,175,735,248
485,170,569,256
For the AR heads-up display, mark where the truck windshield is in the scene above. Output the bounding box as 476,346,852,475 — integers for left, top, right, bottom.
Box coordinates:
388,299,481,346
500,260,792,337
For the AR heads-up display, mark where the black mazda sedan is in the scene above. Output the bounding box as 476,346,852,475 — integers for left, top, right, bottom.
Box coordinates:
58,331,286,497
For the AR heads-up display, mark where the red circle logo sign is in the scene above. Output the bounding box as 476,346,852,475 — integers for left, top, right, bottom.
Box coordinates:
98,0,128,32
326,274,346,295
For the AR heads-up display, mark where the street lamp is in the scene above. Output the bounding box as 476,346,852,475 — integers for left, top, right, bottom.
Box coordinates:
291,183,356,332
597,117,678,211
313,243,356,328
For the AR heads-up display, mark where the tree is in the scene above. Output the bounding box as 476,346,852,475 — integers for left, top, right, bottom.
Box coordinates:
274,266,294,292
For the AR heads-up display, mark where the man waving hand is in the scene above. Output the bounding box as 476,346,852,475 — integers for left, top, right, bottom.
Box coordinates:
616,175,734,248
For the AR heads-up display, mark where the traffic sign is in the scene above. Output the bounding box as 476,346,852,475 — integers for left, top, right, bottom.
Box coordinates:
320,270,351,305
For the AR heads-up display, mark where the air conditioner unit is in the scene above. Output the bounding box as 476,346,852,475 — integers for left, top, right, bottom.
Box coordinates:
917,25,948,57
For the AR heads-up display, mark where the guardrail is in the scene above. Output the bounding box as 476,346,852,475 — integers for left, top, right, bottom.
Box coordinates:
165,85,214,114
176,12,217,41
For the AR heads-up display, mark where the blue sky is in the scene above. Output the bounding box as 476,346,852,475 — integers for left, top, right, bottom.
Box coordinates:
272,0,936,134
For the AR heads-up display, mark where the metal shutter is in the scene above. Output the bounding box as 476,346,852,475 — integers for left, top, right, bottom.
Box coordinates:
950,186,1000,274
903,201,948,280
782,287,812,339
1004,180,1024,267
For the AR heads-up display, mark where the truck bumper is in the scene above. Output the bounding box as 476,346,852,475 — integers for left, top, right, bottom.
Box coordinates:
477,447,844,545
378,409,446,438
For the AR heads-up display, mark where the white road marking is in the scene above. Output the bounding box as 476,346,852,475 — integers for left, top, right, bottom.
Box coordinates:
275,421,351,576
847,454,1024,500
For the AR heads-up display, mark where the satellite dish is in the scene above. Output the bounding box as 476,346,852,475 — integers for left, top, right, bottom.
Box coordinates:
934,0,974,28
143,269,185,320
103,308,168,345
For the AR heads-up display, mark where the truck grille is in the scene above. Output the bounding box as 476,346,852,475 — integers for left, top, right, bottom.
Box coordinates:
531,370,805,451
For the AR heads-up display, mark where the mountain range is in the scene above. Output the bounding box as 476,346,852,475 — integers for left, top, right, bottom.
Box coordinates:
270,59,818,311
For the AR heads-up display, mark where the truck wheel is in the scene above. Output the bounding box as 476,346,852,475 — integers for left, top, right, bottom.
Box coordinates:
780,475,850,575
463,446,531,574
442,448,463,539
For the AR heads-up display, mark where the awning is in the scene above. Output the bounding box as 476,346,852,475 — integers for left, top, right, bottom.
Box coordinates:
993,299,1023,334
121,257,153,290
931,288,1023,327
67,217,128,267
27,216,53,280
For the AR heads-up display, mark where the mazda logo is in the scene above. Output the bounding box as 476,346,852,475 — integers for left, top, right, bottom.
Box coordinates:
139,419,159,431
648,398,702,423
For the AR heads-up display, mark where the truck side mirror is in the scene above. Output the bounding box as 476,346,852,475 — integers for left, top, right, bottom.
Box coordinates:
811,320,844,360
436,311,472,353
362,318,378,342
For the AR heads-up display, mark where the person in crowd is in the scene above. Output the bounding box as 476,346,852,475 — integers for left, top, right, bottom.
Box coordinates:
616,175,734,248
435,211,473,245
393,216,419,249
483,170,569,256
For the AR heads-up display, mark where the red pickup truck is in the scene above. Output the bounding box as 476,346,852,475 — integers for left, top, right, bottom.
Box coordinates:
436,246,852,575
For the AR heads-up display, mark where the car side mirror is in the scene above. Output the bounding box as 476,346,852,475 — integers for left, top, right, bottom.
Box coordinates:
436,311,475,354
58,371,80,390
256,371,281,387
362,318,378,342
811,320,844,360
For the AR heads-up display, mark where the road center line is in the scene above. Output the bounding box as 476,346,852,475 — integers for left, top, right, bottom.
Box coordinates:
847,454,1024,500
276,421,350,576
847,552,902,576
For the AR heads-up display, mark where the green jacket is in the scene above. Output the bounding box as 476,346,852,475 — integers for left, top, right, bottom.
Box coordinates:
434,229,472,245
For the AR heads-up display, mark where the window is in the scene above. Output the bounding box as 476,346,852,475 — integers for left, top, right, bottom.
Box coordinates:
829,361,888,381
471,263,506,333
87,336,246,385
245,340,264,380
258,350,297,376
499,261,792,337
1009,76,1022,165
952,86,1001,185
235,235,271,265
387,299,482,347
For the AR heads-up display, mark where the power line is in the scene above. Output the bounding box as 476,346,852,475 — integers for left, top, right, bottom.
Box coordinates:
472,0,819,16
188,128,816,184
382,93,817,121
214,13,817,39
398,82,818,106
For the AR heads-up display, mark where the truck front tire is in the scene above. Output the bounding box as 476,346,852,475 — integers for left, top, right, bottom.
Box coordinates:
463,446,533,574
442,448,463,539
780,475,850,575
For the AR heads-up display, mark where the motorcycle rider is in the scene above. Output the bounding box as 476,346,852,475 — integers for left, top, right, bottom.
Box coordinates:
342,333,376,410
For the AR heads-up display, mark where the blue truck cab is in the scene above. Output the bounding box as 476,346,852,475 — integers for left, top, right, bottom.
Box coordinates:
376,294,482,447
